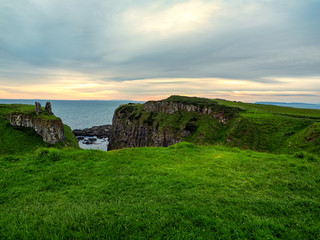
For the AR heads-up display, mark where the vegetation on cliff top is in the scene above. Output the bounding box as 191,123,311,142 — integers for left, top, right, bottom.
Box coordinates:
164,95,243,113
113,96,320,155
1,103,60,120
0,143,319,239
0,104,78,154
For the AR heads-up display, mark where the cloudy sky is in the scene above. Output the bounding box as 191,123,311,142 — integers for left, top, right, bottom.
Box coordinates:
1,0,319,102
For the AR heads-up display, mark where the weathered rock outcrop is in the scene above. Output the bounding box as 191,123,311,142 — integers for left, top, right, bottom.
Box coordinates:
72,125,112,138
143,101,231,124
108,116,180,150
7,113,65,144
108,96,241,150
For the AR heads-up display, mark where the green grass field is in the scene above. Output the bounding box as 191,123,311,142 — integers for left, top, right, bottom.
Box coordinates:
0,143,319,239
1,98,320,239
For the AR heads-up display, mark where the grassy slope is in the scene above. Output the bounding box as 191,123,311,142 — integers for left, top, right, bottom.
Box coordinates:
0,104,78,155
215,98,320,118
121,96,320,155
0,143,319,239
215,99,320,154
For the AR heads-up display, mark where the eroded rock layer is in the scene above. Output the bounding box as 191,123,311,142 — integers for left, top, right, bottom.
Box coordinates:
108,96,241,150
7,113,65,144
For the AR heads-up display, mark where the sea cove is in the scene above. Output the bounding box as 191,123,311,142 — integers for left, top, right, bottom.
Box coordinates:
0,99,142,130
0,99,142,150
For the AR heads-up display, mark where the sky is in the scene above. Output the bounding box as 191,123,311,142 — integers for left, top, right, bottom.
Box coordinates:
0,0,320,103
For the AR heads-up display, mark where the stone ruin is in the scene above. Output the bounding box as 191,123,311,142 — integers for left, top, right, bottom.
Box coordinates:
35,101,53,115
35,102,42,115
45,102,53,115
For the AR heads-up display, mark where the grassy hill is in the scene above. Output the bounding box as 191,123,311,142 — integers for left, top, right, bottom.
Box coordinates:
0,143,319,239
114,96,320,155
0,104,78,154
214,97,320,155
1,99,319,239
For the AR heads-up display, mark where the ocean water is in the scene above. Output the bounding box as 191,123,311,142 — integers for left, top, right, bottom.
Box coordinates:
0,99,142,129
0,99,143,151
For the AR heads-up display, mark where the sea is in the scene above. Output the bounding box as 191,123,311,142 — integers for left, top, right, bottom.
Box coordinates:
0,99,143,151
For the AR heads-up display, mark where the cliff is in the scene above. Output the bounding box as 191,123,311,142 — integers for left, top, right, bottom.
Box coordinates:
108,115,181,150
108,95,320,155
7,112,65,144
143,101,230,124
108,96,241,150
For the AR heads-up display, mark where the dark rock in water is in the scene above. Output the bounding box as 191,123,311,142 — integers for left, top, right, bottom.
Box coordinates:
82,139,91,144
81,137,100,145
76,136,85,140
72,125,112,138
88,137,97,142
45,102,53,115
35,102,42,115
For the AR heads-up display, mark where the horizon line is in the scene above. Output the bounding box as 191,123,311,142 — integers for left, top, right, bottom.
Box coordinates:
1,98,320,105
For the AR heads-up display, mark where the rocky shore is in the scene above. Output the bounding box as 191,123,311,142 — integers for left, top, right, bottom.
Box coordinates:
72,125,112,151
72,125,112,138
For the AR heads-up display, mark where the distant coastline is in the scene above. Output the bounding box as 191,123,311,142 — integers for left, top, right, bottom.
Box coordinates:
256,102,320,110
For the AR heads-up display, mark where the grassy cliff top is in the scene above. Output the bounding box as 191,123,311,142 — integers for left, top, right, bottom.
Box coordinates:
1,103,60,120
215,98,320,119
122,95,320,119
0,104,78,155
164,95,320,119
116,95,320,119
163,95,226,107
113,96,320,155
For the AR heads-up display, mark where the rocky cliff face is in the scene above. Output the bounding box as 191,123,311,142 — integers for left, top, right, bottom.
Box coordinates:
108,96,241,150
7,113,65,144
108,115,180,150
143,101,230,124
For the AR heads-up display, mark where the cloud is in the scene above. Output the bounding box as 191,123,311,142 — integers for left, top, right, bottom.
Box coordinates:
0,0,319,102
122,0,219,37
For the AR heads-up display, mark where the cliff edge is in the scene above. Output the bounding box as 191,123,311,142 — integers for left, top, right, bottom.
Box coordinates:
108,96,241,150
7,112,65,144
108,95,320,155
